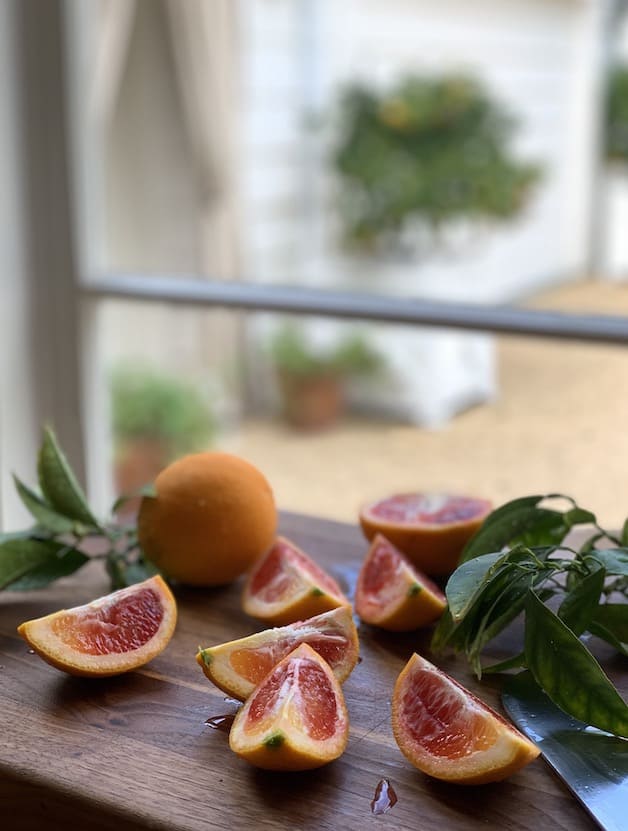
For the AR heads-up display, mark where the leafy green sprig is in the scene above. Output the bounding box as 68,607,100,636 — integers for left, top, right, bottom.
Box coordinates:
432,494,628,738
0,428,156,593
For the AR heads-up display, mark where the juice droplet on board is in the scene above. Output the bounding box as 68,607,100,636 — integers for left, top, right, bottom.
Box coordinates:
370,779,398,815
205,714,236,732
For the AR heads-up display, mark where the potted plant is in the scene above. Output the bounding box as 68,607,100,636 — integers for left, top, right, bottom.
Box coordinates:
110,366,215,498
332,73,541,255
269,324,382,430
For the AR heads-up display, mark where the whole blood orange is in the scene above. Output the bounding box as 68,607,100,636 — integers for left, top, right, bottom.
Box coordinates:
392,653,540,785
17,576,177,677
137,451,277,586
197,605,359,700
242,537,351,626
229,643,349,770
359,493,492,576
355,534,446,631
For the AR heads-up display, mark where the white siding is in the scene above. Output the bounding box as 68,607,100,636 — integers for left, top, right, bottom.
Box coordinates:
238,0,605,301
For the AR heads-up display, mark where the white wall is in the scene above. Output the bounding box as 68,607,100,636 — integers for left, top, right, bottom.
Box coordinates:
239,0,605,301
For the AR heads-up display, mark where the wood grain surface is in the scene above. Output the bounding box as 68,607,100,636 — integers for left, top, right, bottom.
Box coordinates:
1,512,620,831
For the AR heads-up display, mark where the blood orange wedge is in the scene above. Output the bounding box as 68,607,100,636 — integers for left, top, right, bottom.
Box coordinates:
229,643,349,770
242,537,350,626
392,653,540,785
17,576,177,677
355,534,446,631
360,493,492,576
196,605,359,700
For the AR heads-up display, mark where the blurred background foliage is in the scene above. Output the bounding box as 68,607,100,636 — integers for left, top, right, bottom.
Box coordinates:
606,64,628,163
332,74,542,253
111,366,215,460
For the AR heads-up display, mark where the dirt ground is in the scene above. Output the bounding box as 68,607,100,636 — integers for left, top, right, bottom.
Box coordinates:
229,281,628,530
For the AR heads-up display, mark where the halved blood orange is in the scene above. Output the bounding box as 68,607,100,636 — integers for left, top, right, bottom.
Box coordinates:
197,605,359,700
17,576,177,677
229,643,349,770
242,537,351,626
360,493,492,576
355,534,446,631
392,653,540,785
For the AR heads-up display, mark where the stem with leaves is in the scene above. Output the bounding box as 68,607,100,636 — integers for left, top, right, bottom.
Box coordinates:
431,494,628,738
0,427,157,592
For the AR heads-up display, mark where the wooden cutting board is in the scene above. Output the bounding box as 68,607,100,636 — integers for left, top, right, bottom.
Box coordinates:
0,512,611,831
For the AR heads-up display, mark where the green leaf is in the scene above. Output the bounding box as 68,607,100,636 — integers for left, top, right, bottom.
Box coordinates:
563,507,596,528
104,552,159,590
37,427,100,528
430,607,457,652
446,552,504,621
123,558,160,586
467,571,534,676
0,537,73,590
6,546,89,590
460,495,565,563
589,621,628,658
524,591,628,737
12,474,76,535
587,548,628,576
482,652,526,674
558,566,606,636
621,518,628,547
111,482,157,515
591,604,628,646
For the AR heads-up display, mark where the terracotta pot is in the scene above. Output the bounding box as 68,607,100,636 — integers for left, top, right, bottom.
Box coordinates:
278,371,345,430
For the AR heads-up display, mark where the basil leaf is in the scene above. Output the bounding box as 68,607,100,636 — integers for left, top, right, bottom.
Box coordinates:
558,566,606,636
12,474,76,535
38,427,100,528
6,546,89,590
460,495,565,562
525,591,628,737
622,518,628,547
0,538,71,590
587,548,628,576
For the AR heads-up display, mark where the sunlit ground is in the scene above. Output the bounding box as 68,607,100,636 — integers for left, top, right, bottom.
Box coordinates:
226,281,628,529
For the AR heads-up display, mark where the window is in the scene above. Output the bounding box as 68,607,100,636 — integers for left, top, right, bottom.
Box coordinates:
3,0,628,530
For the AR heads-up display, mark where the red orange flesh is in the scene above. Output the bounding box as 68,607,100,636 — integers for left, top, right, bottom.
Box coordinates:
229,643,349,770
355,534,446,631
242,537,350,626
392,653,540,784
196,605,359,699
360,493,492,576
17,576,177,677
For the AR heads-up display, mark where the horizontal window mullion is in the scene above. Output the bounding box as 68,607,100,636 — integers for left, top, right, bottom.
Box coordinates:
81,274,628,345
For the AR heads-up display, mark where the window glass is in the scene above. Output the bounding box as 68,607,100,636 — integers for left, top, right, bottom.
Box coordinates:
97,300,628,530
62,1,628,529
